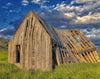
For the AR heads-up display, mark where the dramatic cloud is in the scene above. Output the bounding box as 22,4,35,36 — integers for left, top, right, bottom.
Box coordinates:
35,0,100,45
37,10,74,28
73,12,100,24
82,1,100,11
1,0,100,45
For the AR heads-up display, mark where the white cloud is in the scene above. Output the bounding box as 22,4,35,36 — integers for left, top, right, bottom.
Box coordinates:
54,2,84,14
40,5,48,9
0,27,15,38
9,10,15,13
2,2,12,9
22,0,29,6
60,25,67,28
41,5,55,9
6,2,12,6
64,12,76,18
82,0,100,11
31,0,49,5
73,12,100,24
75,0,97,3
70,1,75,5
0,28,7,32
31,0,40,4
82,28,100,43
31,0,49,9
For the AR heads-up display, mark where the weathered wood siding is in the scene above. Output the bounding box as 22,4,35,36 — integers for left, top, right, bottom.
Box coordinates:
8,10,52,71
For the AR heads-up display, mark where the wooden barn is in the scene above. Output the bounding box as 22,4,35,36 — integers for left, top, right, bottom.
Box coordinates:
8,10,100,71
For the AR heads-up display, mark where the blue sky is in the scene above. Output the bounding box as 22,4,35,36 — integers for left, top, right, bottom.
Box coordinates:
0,0,100,45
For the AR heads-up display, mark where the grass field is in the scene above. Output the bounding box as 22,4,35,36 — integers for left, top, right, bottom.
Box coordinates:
0,53,8,61
0,39,100,79
0,52,100,79
0,62,100,79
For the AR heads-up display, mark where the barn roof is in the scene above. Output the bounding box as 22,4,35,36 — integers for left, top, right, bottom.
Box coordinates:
30,10,96,54
53,28,96,54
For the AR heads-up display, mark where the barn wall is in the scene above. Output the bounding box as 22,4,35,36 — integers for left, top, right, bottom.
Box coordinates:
31,19,52,71
8,11,52,71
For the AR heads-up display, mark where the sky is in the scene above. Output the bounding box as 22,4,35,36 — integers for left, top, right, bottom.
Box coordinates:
0,0,100,45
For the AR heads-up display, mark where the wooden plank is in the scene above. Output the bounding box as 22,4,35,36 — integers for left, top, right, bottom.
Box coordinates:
70,30,86,49
67,30,84,51
91,51,97,63
88,51,96,63
82,53,90,62
93,51,100,62
78,31,95,47
74,54,81,62
86,52,93,63
78,53,87,63
56,47,62,65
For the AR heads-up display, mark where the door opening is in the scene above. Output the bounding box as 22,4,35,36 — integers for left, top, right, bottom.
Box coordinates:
16,45,20,63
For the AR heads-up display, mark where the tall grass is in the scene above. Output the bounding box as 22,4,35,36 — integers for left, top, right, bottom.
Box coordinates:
0,52,100,79
0,53,8,61
0,50,8,53
0,63,100,79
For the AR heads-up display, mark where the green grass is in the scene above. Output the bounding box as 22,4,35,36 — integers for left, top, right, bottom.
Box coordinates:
0,53,8,61
0,50,8,53
0,63,100,79
0,42,100,79
0,51,100,79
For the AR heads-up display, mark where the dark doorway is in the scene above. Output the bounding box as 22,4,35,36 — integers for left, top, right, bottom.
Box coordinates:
16,45,20,63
